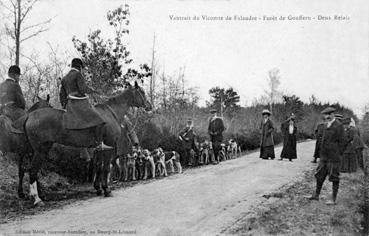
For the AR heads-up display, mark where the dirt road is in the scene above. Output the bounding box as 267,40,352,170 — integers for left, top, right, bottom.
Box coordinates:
0,141,316,236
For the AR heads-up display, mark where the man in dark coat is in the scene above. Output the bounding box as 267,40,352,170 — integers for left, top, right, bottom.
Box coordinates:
308,107,344,205
208,109,225,164
280,115,297,161
260,109,275,160
0,65,26,121
59,58,112,150
179,119,197,166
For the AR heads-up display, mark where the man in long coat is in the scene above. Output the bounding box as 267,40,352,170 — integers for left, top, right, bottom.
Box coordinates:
260,109,275,160
179,119,197,166
59,58,112,150
308,107,344,205
208,109,225,164
0,65,26,121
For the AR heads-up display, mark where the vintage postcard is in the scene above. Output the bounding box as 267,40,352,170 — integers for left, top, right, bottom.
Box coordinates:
0,0,368,235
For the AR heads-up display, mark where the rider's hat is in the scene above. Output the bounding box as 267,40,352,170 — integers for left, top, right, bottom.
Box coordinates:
8,65,21,75
71,58,84,69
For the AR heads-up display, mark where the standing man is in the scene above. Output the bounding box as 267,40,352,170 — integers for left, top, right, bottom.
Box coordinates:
0,65,26,121
59,58,112,150
208,109,225,164
308,107,344,205
179,119,197,166
260,109,275,160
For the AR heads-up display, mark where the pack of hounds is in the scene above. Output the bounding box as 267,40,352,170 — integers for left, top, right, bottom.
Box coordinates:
109,139,242,182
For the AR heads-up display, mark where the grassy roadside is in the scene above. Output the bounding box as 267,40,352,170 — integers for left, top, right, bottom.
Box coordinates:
225,168,366,235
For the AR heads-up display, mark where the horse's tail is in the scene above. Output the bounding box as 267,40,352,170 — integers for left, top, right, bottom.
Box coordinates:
22,115,32,155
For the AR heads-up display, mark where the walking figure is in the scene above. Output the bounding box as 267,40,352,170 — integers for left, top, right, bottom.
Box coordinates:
259,109,275,160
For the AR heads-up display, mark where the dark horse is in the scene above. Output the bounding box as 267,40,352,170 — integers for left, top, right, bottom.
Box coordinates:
24,82,151,205
0,95,52,198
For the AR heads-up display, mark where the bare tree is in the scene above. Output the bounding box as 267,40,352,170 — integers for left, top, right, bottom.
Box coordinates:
265,68,282,113
1,0,52,65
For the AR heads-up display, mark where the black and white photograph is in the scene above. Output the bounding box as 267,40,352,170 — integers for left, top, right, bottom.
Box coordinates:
0,0,368,235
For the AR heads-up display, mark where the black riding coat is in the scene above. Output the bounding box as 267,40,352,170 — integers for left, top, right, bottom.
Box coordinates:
59,69,94,109
0,79,26,109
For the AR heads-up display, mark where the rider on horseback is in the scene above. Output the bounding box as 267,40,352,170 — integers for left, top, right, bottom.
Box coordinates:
0,65,26,121
59,58,113,150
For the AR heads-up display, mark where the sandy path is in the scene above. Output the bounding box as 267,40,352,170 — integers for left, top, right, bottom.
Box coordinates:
0,141,316,236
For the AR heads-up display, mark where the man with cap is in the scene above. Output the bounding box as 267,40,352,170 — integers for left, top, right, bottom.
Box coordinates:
59,58,112,150
313,113,342,163
260,109,275,160
208,109,226,164
308,107,344,205
0,65,26,121
179,119,197,166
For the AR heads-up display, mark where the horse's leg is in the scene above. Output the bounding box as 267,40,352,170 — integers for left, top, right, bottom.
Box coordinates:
93,153,102,196
17,154,25,198
110,157,119,183
102,151,113,197
29,150,46,206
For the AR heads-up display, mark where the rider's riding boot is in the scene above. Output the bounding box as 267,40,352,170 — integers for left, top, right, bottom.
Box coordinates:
95,124,113,150
98,142,113,150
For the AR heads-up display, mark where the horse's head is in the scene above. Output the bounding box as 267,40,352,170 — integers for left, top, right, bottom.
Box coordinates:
127,81,152,111
28,94,52,113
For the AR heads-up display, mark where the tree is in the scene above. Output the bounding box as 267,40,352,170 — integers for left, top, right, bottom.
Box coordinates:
72,5,151,95
208,86,240,117
264,68,283,113
282,94,304,121
1,0,52,65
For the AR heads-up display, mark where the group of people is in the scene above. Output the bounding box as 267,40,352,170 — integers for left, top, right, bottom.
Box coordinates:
0,62,364,207
313,112,364,172
178,109,226,166
257,106,365,205
0,59,120,150
259,109,298,161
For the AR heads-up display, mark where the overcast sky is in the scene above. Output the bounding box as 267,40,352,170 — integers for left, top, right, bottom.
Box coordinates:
1,0,368,116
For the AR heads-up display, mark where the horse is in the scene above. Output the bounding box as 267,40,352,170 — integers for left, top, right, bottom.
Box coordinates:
0,95,52,199
24,82,152,205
